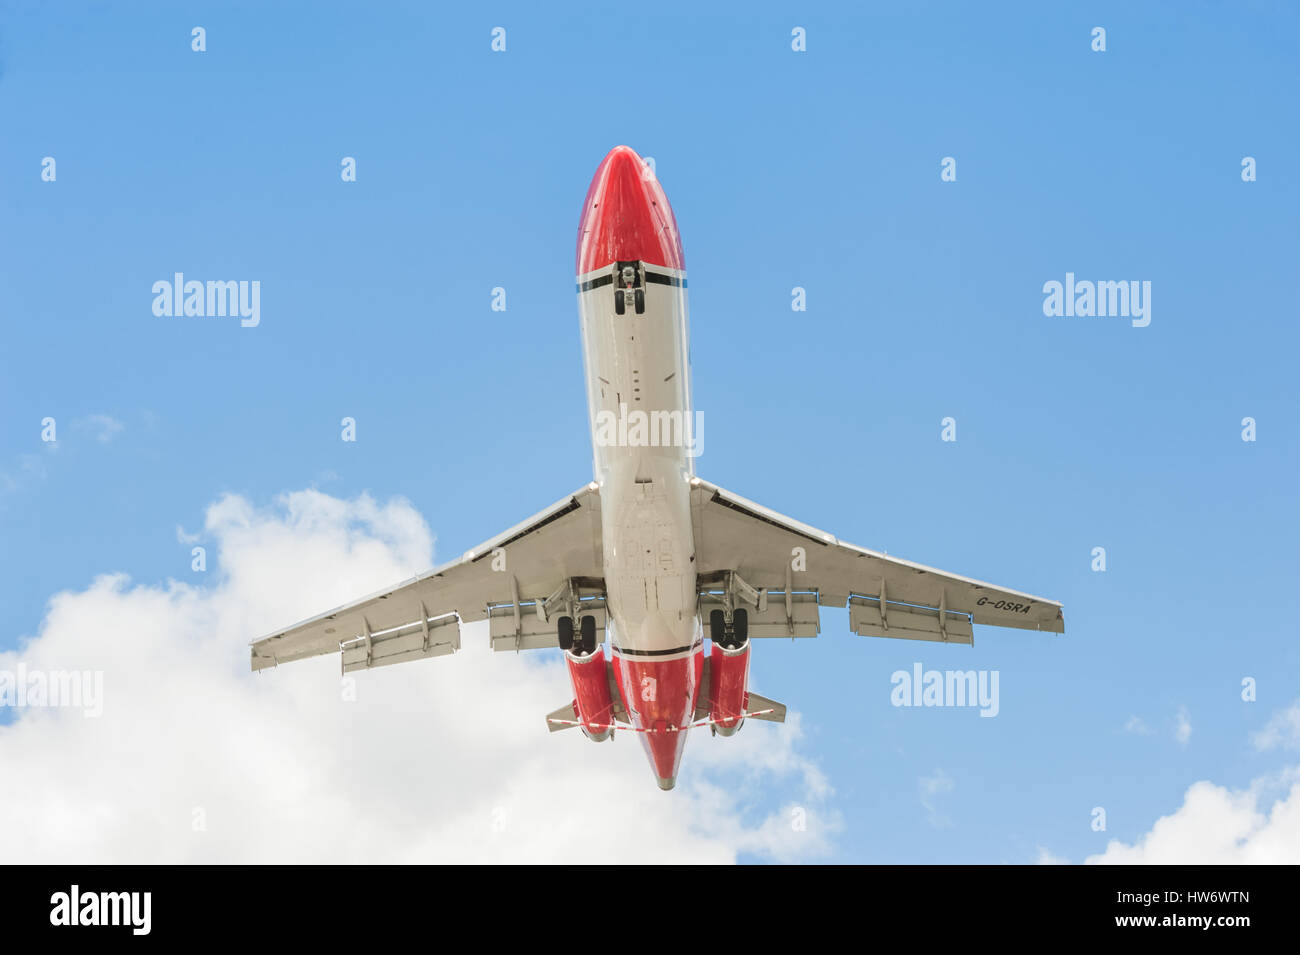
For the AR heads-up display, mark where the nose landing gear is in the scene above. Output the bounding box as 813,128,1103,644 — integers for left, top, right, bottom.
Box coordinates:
613,261,646,315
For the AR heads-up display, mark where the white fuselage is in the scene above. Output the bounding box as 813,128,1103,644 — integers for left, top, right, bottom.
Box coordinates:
576,263,699,655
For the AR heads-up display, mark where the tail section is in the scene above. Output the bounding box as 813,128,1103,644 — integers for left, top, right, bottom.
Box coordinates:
694,653,788,731
741,691,787,723
545,702,581,732
545,645,788,794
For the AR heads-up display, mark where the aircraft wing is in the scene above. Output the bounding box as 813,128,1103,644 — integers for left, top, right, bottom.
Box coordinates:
689,477,1064,644
250,483,606,673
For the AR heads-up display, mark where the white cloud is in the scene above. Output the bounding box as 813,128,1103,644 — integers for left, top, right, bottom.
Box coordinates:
919,768,954,828
0,453,50,497
1040,701,1300,864
1119,708,1190,745
1174,705,1192,746
1253,700,1300,752
1083,770,1300,864
0,489,835,863
1123,715,1152,735
73,414,124,444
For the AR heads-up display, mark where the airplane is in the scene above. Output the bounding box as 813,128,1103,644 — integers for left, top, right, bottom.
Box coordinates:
250,145,1065,791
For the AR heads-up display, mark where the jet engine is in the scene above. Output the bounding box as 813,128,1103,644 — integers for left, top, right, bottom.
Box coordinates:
565,645,615,742
707,639,751,737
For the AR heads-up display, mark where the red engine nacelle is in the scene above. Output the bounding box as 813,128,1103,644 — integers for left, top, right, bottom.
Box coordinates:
708,641,751,737
565,646,615,742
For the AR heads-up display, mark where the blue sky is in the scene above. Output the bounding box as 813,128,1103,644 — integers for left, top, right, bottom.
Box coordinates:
2,1,1298,863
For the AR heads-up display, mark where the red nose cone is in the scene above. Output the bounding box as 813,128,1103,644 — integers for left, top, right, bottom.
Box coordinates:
576,145,685,275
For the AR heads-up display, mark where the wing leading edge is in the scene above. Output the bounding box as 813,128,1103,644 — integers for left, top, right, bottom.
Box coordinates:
250,483,605,672
689,477,1064,645
252,475,1064,673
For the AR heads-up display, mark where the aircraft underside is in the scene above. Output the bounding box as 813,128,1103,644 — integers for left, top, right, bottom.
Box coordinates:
249,145,1065,791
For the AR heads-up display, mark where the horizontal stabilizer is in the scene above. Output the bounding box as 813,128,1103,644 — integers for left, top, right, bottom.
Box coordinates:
546,702,580,732
744,692,786,723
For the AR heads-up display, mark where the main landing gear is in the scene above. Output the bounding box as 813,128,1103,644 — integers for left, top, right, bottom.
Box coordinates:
558,614,597,656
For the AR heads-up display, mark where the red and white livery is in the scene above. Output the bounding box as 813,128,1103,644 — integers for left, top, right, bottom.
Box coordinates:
252,146,1065,790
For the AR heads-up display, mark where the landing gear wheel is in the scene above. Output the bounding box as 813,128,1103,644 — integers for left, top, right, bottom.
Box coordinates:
557,615,574,652
709,609,726,644
732,608,749,646
634,288,645,314
579,615,597,655
615,289,626,315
